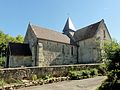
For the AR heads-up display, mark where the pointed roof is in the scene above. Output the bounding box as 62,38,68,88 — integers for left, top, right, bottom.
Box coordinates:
63,17,76,32
74,20,103,41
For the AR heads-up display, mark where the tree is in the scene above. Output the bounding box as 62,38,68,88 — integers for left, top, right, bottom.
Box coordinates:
0,30,24,67
98,40,120,90
103,40,120,71
15,34,24,43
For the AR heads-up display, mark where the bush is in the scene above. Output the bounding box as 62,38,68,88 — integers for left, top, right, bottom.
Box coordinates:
0,79,6,86
98,64,107,76
116,70,120,79
32,74,38,81
89,69,98,77
80,70,90,78
68,71,80,80
42,75,52,80
0,57,5,67
107,70,117,82
97,81,112,90
97,40,120,90
102,40,120,72
68,69,98,80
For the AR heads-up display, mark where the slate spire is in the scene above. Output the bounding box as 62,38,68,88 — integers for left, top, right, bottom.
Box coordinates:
62,17,76,44
63,17,76,33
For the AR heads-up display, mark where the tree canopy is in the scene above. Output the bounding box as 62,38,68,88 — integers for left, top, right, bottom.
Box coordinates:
0,30,24,67
98,40,120,90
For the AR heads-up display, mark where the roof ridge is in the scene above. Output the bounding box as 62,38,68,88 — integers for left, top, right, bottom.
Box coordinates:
77,20,102,31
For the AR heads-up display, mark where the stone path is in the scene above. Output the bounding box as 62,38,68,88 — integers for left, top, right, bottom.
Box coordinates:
17,76,106,90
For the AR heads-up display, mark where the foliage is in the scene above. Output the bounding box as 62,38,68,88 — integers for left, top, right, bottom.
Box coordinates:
0,30,24,67
68,69,98,80
102,40,120,71
42,75,52,80
98,64,107,76
68,71,80,80
80,70,90,78
32,74,38,81
96,80,112,90
97,40,120,90
0,57,6,67
15,35,24,43
0,79,6,86
89,68,98,77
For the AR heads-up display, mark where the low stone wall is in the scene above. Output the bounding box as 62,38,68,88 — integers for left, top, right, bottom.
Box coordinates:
0,64,100,80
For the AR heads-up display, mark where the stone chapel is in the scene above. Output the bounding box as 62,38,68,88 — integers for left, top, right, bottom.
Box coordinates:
6,17,111,68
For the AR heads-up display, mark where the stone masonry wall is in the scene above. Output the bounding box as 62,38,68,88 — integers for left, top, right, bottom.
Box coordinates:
95,22,111,48
0,64,100,80
37,40,77,66
78,37,101,63
9,56,32,68
24,25,37,66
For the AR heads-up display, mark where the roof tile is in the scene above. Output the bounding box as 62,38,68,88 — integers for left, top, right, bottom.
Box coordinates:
30,25,70,44
74,21,101,41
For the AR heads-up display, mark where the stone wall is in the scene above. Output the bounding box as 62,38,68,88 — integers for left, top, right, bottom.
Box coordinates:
24,25,37,66
9,56,32,68
37,40,77,66
95,22,111,48
24,25,78,67
0,64,100,80
78,37,101,63
95,21,111,41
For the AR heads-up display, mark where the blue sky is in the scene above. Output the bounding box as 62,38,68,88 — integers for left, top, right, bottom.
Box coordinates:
0,0,120,41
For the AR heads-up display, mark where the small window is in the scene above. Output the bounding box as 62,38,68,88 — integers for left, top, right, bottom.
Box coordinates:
103,30,105,38
71,46,73,55
62,45,65,54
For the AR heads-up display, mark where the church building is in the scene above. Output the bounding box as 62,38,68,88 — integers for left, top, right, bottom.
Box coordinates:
6,17,111,68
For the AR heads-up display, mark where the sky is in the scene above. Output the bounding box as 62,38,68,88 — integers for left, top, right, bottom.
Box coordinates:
0,0,120,41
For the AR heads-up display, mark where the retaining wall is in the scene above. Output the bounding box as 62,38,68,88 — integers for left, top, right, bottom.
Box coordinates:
0,64,100,80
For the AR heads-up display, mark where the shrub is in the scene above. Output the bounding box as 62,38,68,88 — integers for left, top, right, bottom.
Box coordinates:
68,71,80,80
107,70,116,82
0,57,5,67
97,40,120,90
42,75,52,80
80,70,90,78
68,69,98,80
32,74,38,81
116,70,120,79
97,81,112,90
89,69,98,77
98,64,107,76
0,79,6,86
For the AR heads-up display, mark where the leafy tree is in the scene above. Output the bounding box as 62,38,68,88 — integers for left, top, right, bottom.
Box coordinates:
15,34,24,43
98,40,120,90
0,30,24,67
103,40,120,71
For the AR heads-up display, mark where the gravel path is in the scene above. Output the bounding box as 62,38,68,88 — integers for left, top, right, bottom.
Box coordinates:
17,76,106,90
